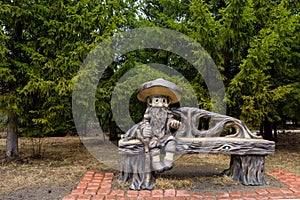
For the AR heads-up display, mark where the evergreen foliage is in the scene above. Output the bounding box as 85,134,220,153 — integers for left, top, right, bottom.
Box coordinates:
0,0,299,157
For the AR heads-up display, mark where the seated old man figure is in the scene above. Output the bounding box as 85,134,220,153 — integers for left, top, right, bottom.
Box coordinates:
122,78,182,172
141,95,181,172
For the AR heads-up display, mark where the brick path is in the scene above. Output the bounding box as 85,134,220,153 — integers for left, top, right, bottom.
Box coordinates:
62,170,300,200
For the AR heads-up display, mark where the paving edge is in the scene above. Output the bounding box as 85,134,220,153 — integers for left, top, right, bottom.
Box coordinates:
62,170,300,200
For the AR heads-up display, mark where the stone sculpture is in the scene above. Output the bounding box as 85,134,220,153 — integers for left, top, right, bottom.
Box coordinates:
118,78,275,190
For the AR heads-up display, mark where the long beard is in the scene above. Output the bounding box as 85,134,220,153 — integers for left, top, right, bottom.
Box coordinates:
149,107,168,138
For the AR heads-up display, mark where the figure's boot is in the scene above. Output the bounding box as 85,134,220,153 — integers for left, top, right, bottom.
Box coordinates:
163,140,176,171
141,172,154,190
151,148,164,173
163,152,174,171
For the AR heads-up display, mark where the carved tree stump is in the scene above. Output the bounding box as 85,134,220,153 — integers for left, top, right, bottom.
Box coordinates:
224,155,266,185
119,153,154,190
119,139,154,190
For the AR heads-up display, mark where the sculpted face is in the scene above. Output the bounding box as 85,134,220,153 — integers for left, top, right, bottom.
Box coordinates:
146,96,170,138
147,96,170,108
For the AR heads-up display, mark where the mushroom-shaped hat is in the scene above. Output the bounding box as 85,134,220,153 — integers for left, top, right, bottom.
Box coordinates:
137,78,182,104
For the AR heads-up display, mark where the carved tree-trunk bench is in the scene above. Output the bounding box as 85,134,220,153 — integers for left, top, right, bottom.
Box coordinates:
119,107,275,189
176,137,274,185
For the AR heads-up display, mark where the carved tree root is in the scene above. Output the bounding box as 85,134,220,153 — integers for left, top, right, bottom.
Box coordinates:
224,155,266,185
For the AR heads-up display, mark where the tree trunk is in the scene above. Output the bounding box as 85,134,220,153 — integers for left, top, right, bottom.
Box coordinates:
6,111,18,158
204,118,210,130
259,123,264,136
263,120,273,141
273,122,278,142
282,119,287,129
109,118,118,141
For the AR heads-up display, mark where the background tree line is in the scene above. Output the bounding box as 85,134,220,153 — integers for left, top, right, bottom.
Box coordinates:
0,0,299,158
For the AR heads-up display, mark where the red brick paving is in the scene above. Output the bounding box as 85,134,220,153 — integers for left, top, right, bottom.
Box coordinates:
62,170,300,200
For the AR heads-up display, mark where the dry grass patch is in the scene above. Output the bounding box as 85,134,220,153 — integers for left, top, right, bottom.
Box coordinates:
265,132,300,176
155,177,194,190
174,154,230,169
211,175,239,186
0,136,109,195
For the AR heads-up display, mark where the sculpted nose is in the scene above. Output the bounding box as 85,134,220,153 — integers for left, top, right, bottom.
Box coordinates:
156,102,163,107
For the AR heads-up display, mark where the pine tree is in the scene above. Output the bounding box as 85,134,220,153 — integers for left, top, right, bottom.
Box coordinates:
0,0,130,157
228,0,299,140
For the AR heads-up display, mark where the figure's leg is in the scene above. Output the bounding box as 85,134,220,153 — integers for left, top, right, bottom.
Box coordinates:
163,137,176,171
149,138,164,173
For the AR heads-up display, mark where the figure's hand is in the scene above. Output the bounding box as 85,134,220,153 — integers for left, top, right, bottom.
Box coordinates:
169,119,181,130
149,137,159,149
142,125,152,138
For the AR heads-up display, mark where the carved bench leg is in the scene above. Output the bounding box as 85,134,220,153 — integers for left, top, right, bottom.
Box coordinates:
224,155,266,185
119,153,155,190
